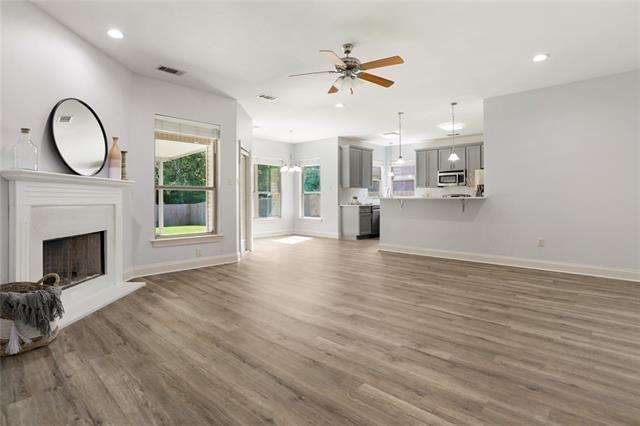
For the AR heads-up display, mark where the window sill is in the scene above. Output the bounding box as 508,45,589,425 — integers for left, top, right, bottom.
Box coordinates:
301,217,322,221
150,233,223,247
255,217,282,222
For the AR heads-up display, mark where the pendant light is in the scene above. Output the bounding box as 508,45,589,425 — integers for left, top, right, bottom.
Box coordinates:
447,102,460,163
290,130,302,172
280,130,294,172
393,112,405,165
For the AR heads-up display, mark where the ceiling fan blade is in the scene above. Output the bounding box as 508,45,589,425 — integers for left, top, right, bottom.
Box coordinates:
319,50,346,67
288,70,339,77
359,56,404,71
357,72,394,88
328,85,338,94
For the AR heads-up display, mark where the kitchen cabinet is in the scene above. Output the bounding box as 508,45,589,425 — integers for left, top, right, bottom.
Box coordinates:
341,205,377,240
416,142,483,187
465,144,483,182
359,208,372,235
341,145,374,188
438,147,466,171
415,149,439,188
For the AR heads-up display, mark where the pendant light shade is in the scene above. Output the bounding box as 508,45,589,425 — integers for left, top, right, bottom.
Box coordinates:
447,102,460,163
393,112,405,166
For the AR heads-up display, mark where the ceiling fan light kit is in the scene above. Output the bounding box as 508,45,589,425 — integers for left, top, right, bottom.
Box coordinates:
289,43,404,95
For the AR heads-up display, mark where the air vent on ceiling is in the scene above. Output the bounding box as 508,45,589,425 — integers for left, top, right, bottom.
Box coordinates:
157,65,186,76
256,94,279,102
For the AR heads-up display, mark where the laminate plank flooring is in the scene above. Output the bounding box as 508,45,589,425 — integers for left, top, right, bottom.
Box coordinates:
2,237,639,425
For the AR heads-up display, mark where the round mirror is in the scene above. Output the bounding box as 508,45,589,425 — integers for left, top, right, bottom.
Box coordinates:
50,98,107,176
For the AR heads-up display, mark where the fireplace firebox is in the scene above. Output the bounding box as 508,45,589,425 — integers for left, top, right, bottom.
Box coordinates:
43,231,106,289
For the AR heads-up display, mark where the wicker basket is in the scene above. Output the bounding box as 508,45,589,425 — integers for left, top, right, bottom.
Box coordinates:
0,273,62,356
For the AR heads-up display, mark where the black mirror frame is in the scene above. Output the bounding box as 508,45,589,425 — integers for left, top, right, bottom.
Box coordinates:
49,98,108,176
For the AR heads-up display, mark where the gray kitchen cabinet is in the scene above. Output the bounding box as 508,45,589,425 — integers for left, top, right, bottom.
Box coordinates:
438,147,466,171
341,145,374,188
417,143,483,187
426,149,439,188
359,208,372,235
416,150,427,187
466,144,483,182
361,149,372,188
415,149,440,188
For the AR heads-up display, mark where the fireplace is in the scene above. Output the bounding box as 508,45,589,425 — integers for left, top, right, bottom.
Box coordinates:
43,231,106,289
2,169,144,328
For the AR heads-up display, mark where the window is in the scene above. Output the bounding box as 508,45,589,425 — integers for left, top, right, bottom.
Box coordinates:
255,164,281,218
302,165,321,218
154,115,218,238
391,163,415,196
369,161,383,197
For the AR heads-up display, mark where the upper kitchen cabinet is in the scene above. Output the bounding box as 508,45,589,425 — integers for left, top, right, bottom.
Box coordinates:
415,149,439,188
465,144,483,180
438,147,466,171
341,145,374,188
416,142,484,187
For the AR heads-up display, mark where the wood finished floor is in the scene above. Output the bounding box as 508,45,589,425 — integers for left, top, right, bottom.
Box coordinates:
2,237,640,425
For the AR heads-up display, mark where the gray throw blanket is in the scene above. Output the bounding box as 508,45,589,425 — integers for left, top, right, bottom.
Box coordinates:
0,286,64,336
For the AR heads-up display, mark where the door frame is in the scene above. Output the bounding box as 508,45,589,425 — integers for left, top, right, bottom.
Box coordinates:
239,145,253,254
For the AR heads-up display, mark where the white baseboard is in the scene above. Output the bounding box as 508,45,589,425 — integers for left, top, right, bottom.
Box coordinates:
254,229,339,240
378,243,640,283
124,253,239,281
293,230,340,239
254,229,295,238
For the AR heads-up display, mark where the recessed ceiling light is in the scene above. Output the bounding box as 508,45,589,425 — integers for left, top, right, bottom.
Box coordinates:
107,28,124,39
380,131,399,139
532,53,549,63
335,103,344,108
438,122,464,132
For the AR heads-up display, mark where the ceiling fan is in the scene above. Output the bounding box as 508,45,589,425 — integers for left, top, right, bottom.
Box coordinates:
289,43,404,94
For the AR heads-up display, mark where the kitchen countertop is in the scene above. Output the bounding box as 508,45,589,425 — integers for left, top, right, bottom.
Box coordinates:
380,196,487,200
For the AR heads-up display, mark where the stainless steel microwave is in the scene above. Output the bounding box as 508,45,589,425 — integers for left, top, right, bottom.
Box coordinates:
437,169,466,187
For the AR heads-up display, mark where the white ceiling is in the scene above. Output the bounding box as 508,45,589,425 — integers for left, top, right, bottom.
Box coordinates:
36,1,639,144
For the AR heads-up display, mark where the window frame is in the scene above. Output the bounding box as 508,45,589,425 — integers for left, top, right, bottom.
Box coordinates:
300,163,321,219
153,114,220,243
254,163,282,220
390,162,416,197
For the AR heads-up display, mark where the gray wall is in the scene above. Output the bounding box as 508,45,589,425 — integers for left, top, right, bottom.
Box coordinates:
381,70,640,277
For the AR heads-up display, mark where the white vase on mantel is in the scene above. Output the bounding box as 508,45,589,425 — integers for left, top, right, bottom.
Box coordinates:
108,137,122,180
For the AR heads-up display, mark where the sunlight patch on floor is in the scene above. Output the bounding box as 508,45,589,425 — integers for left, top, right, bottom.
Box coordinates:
274,236,312,245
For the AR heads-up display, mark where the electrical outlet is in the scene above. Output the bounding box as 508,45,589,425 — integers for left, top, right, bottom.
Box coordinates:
537,239,545,247
195,248,202,257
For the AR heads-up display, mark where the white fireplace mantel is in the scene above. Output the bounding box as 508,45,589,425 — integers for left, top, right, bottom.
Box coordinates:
2,169,144,328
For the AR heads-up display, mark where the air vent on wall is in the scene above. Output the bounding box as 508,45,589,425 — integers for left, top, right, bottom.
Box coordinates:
256,94,279,102
157,65,186,76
